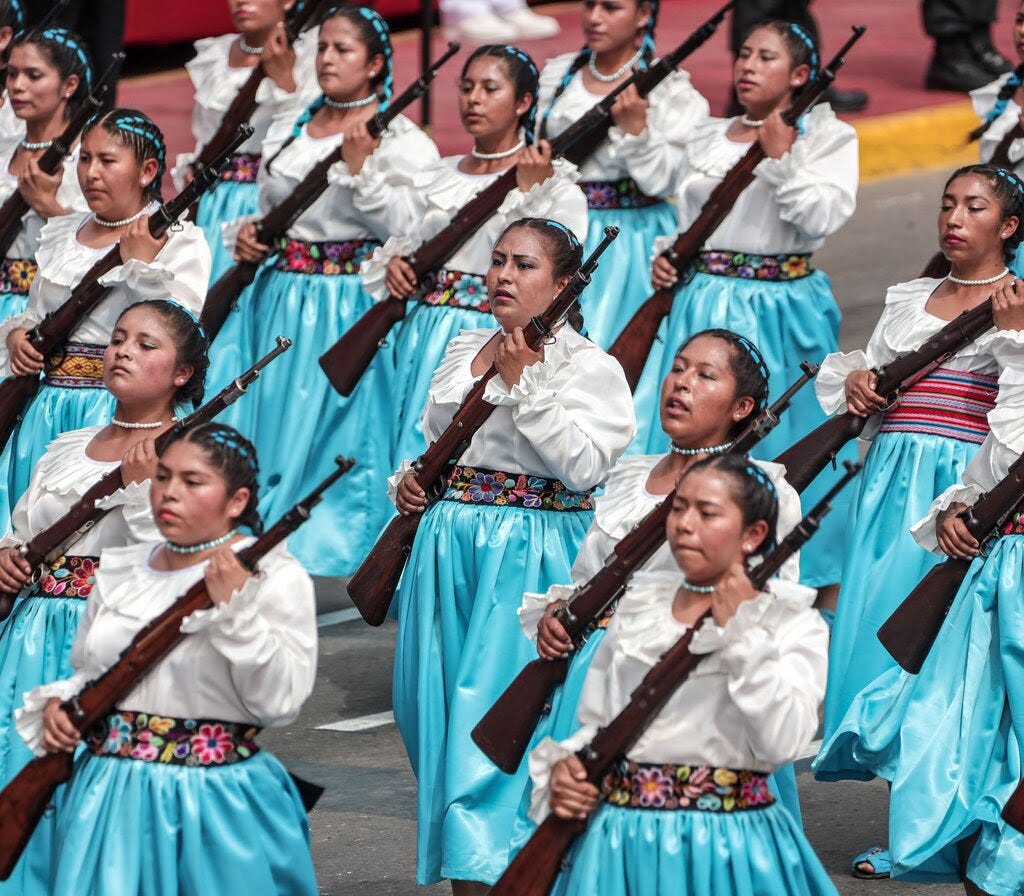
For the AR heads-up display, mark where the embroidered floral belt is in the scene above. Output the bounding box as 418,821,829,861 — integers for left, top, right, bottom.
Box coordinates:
879,367,997,446
603,758,775,812
693,249,813,281
272,237,379,276
44,341,105,388
422,269,490,313
580,178,661,210
0,257,37,295
28,554,98,600
219,152,261,183
442,465,594,512
87,709,261,766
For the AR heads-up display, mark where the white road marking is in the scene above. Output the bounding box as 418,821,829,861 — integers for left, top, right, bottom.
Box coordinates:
316,608,363,628
317,711,395,732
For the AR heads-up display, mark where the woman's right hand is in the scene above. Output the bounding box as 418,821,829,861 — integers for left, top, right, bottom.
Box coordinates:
651,253,678,290
844,369,885,416
536,600,574,660
6,327,44,376
385,257,418,298
233,222,270,263
42,697,81,753
935,501,980,558
121,439,158,485
396,471,427,515
0,546,32,592
549,755,599,820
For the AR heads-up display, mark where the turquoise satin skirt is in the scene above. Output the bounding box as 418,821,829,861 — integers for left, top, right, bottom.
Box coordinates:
0,594,85,895
814,535,1024,894
50,748,317,895
196,180,259,284
550,802,836,896
816,430,979,780
208,265,395,576
628,269,851,587
392,497,591,885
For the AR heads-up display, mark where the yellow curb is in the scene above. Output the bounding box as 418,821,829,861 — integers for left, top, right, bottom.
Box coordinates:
855,101,979,183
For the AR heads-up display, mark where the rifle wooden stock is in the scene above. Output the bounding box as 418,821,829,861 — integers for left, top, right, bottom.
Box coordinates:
607,288,674,391
1002,777,1024,834
490,814,585,896
0,456,353,880
345,512,419,626
200,260,260,340
320,5,735,397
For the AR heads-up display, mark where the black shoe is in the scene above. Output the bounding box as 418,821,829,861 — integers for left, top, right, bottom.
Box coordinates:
822,86,868,113
926,38,998,92
968,27,1014,76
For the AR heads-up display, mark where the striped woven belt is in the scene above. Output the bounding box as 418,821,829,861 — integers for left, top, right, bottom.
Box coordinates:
879,367,997,445
442,465,594,511
87,709,261,766
272,237,380,275
0,257,37,295
694,249,814,281
219,152,261,183
422,269,490,313
44,341,104,388
580,177,660,210
603,759,775,812
30,554,98,599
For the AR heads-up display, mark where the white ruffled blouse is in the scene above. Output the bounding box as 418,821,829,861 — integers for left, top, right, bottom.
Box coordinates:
537,52,709,192
0,98,23,148
970,72,1024,170
815,278,1024,446
654,104,857,257
0,210,211,376
16,538,318,755
518,453,802,637
171,31,321,189
393,325,636,493
357,154,588,301
527,570,827,823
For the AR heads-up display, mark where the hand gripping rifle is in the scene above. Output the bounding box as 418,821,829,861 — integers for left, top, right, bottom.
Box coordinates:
0,455,354,880
488,461,861,896
0,337,291,623
318,1,736,397
877,450,1024,674
347,227,620,627
773,296,994,493
0,124,253,455
471,362,818,773
200,42,461,340
0,52,124,261
607,25,867,392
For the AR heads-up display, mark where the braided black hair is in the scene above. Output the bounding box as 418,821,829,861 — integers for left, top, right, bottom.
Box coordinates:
971,66,1024,142
0,0,23,32
945,163,1024,265
83,107,166,201
11,27,93,121
462,45,540,144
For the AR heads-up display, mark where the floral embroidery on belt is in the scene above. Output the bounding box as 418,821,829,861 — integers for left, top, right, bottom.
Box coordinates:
442,465,594,512
34,554,98,599
219,152,261,183
693,249,814,282
422,269,490,313
580,178,661,210
272,237,380,276
0,257,37,295
602,759,774,811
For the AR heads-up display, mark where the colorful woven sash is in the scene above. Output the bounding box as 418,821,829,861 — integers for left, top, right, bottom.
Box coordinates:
878,367,997,445
581,177,661,210
44,341,105,388
694,249,813,281
603,759,775,812
272,237,379,275
422,269,490,313
219,152,261,183
30,554,98,599
87,709,261,766
442,465,594,512
0,257,37,295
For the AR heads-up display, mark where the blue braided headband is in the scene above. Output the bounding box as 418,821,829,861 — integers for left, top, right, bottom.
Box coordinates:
744,461,778,499
732,334,770,410
40,27,92,90
8,0,23,32
164,299,208,343
542,219,581,250
788,23,818,80
499,44,538,143
207,427,259,468
357,6,393,109
113,115,166,183
995,166,1024,196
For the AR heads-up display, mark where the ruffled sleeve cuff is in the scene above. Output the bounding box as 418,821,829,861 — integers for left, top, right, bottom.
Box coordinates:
386,459,415,506
98,258,175,292
527,736,576,824
518,583,575,640
482,357,555,408
221,214,260,254
171,152,196,193
910,482,985,553
814,349,868,415
180,574,262,637
361,234,417,302
15,675,88,756
495,158,582,222
94,479,160,542
753,136,809,188
0,534,21,550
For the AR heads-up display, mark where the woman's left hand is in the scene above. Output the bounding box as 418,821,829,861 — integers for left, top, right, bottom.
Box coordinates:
757,110,796,159
120,438,159,485
341,119,381,175
18,157,67,219
515,140,554,192
119,215,167,264
204,546,252,606
710,563,758,627
495,327,544,387
992,278,1024,331
610,83,648,136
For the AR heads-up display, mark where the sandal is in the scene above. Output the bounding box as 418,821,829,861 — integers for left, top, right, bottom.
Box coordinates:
851,846,891,880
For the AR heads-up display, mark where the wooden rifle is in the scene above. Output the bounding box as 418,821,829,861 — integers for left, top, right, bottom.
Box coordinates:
607,25,867,392
347,227,620,626
489,460,861,896
471,361,818,772
318,0,736,397
0,124,253,455
200,41,461,340
0,337,291,623
0,455,354,880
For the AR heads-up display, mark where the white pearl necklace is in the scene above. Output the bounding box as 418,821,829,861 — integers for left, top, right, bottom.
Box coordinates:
947,267,1011,286
471,139,525,161
92,206,150,228
111,418,164,430
587,49,642,83
20,138,52,151
740,115,767,128
239,36,264,56
324,94,375,110
670,441,733,457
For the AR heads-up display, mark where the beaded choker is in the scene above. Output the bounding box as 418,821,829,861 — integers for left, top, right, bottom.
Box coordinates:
471,139,524,161
166,529,237,555
740,115,766,128
588,49,642,83
20,138,53,151
670,441,733,457
324,94,375,109
947,268,1011,286
111,418,164,430
239,36,263,56
681,578,716,595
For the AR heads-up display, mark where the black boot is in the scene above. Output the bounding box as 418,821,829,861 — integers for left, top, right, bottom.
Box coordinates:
967,26,1013,76
926,35,998,92
822,86,868,113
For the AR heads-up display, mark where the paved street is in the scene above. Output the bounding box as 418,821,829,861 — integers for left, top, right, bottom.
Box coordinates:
266,167,963,895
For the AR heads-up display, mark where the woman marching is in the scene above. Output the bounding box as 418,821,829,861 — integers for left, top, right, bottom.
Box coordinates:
172,0,320,280
0,108,210,529
215,4,438,577
15,422,319,895
812,165,1024,878
528,454,835,896
536,0,708,348
631,19,858,594
0,27,92,321
358,43,587,466
0,300,207,896
391,217,635,892
0,1,28,146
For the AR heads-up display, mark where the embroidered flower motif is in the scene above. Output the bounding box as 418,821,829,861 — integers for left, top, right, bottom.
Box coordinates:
736,264,755,279
148,716,175,735
467,472,503,503
741,776,771,804
286,241,313,271
781,255,808,278
696,793,723,810
130,730,161,762
191,724,235,764
66,557,96,597
705,252,731,274
584,183,617,209
7,260,36,292
632,767,674,808
713,768,738,787
104,716,133,754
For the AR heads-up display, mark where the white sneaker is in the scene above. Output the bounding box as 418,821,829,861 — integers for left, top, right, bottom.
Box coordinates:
444,12,520,43
501,7,560,38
